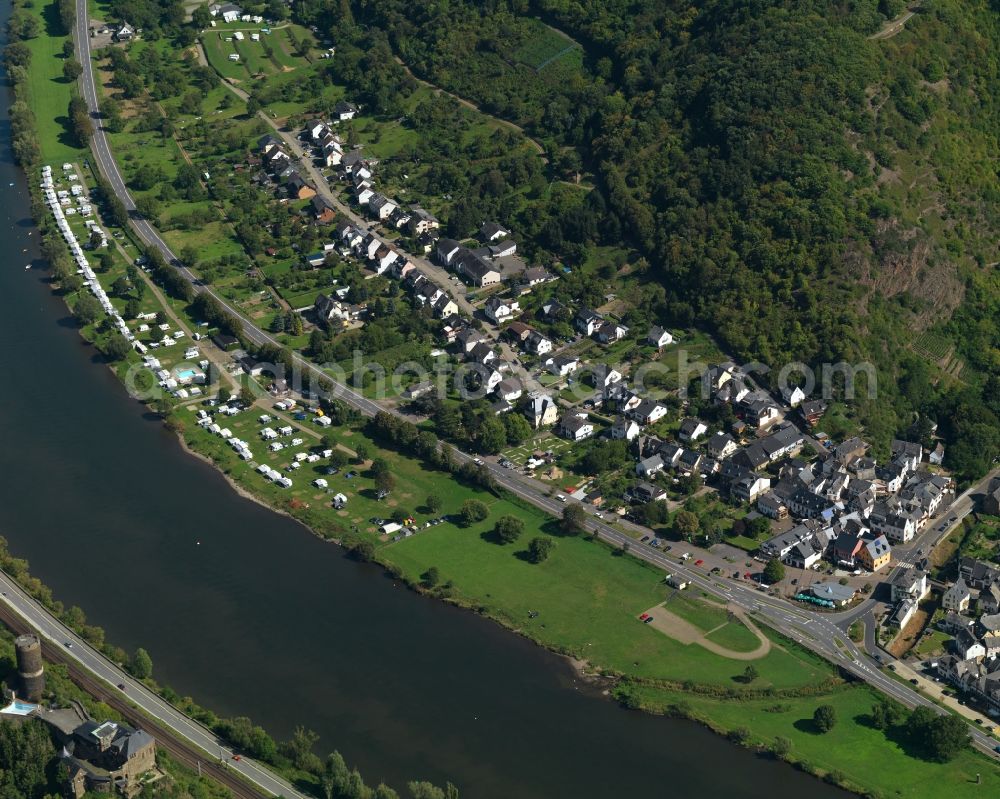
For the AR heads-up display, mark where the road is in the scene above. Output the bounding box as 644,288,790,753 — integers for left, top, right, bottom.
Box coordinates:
0,566,304,798
73,2,1000,768
869,4,919,40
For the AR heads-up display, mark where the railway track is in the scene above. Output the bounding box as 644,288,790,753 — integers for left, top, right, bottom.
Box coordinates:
0,605,268,799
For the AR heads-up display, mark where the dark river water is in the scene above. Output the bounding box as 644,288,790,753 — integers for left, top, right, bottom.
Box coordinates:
0,6,850,796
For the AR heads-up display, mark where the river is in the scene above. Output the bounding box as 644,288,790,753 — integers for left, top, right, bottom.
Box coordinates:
0,6,850,797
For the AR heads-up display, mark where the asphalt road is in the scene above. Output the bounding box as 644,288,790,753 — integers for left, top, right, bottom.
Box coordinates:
0,567,304,798
72,3,1000,770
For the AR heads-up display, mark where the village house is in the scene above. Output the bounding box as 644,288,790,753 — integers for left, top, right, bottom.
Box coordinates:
708,431,738,459
635,454,665,478
960,557,1000,591
521,266,551,287
731,473,771,503
495,378,523,403
368,193,398,221
954,627,986,660
544,354,579,377
479,221,510,242
209,2,242,21
334,100,358,121
678,418,708,443
781,385,806,407
408,207,440,235
630,482,667,503
559,413,595,442
456,327,487,354
311,195,336,224
943,578,973,613
757,492,788,520
891,568,930,604
525,330,553,356
485,296,520,325
630,399,668,426
799,399,828,426
286,173,316,200
433,295,459,318
574,308,603,337
647,326,673,348
611,416,641,441
525,394,559,429
857,534,891,572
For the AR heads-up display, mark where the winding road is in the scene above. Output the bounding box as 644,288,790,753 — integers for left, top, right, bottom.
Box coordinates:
71,0,1000,780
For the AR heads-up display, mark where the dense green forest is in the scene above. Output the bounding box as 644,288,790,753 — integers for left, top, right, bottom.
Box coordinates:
289,0,1000,478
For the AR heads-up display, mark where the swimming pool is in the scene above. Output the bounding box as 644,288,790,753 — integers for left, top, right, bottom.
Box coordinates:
1,698,38,716
176,368,197,380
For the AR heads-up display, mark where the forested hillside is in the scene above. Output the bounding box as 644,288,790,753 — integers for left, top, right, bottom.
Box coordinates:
290,0,1000,476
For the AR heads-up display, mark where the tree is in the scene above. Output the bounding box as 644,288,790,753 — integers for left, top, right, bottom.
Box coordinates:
421,567,440,588
907,706,971,762
129,647,153,679
62,39,74,58
349,540,376,562
62,58,82,81
813,704,837,733
476,416,507,454
375,471,396,495
329,449,348,469
135,195,161,220
354,443,369,463
282,726,319,771
493,515,524,544
673,510,699,540
459,499,489,526
100,333,131,361
763,558,786,585
772,736,793,758
425,494,442,514
742,664,758,683
73,293,102,326
528,537,555,563
561,503,587,536
747,516,772,539
191,3,211,28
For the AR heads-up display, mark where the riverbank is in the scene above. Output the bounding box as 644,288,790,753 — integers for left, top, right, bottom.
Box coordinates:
6,2,1000,798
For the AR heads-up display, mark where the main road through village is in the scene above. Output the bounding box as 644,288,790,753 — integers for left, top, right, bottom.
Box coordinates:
52,0,1000,789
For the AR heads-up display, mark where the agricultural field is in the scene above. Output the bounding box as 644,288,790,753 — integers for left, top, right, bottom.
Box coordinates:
510,21,580,72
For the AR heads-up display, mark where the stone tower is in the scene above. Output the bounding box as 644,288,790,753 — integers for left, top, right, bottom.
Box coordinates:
15,634,44,701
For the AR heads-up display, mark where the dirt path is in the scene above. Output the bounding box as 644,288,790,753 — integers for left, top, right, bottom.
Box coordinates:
643,602,772,660
392,56,547,158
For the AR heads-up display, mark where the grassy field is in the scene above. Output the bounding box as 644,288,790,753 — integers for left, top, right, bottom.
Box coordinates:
202,32,250,81
382,521,830,689
626,682,1000,799
23,0,85,164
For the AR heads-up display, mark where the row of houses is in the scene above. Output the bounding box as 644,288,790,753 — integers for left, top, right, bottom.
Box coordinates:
935,558,1000,710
